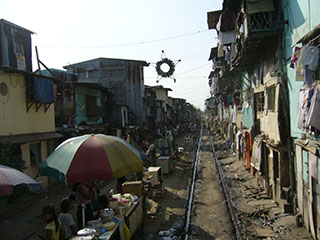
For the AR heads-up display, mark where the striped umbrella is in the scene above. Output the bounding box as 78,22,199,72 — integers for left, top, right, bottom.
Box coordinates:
39,134,143,183
0,164,42,196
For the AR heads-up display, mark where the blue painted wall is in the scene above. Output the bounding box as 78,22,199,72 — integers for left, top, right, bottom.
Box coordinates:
283,0,320,139
74,86,103,125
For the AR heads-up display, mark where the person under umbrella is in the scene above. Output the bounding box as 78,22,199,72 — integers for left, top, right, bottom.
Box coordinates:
75,182,95,228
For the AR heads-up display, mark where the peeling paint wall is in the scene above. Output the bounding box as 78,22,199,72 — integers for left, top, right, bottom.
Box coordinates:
74,85,103,125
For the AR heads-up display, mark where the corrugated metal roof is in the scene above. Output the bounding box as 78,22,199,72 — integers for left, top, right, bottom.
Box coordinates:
64,57,149,69
0,19,34,34
151,85,173,91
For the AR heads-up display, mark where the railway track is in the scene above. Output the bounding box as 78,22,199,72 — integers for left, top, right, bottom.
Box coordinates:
182,130,240,240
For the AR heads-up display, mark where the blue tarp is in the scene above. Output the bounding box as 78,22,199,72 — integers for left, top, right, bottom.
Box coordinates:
33,77,54,103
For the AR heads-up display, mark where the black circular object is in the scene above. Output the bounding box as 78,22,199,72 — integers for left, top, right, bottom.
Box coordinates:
0,82,8,96
155,58,175,78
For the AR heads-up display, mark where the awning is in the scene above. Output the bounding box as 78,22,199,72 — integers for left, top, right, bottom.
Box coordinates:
294,139,319,155
0,132,63,144
207,10,223,30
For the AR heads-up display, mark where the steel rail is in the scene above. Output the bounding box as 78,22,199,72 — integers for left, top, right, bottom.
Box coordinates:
210,136,242,240
183,126,202,240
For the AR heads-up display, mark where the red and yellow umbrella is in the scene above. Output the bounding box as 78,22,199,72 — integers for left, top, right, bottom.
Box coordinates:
39,134,143,183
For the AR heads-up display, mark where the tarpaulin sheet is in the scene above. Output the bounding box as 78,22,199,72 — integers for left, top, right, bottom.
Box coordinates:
33,77,54,103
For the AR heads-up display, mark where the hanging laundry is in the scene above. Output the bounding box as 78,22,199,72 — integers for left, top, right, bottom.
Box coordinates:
306,86,320,130
216,13,236,45
291,46,302,64
309,153,318,181
298,45,320,71
251,134,264,171
304,68,313,88
219,9,236,32
295,61,304,81
292,46,304,80
297,89,308,131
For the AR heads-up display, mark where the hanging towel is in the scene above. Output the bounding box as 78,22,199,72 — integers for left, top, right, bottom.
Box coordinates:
306,86,320,130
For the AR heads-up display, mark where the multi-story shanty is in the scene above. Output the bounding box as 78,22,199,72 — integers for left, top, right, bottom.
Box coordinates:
64,58,149,132
0,19,62,187
283,1,320,238
207,0,292,213
207,1,320,238
143,86,157,133
150,85,173,127
39,68,115,137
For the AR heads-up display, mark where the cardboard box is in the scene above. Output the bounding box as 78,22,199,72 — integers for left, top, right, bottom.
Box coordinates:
156,156,173,174
148,166,162,185
122,181,142,197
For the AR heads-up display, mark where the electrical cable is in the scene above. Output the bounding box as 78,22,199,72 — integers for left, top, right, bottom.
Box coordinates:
175,63,212,76
146,76,207,80
39,29,210,49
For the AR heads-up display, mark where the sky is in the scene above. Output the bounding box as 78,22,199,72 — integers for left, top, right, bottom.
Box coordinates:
1,0,222,110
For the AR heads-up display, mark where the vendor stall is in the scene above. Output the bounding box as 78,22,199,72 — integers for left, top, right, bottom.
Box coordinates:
124,197,143,238
73,193,143,240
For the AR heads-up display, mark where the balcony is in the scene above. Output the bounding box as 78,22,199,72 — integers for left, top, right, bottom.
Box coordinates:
232,1,279,69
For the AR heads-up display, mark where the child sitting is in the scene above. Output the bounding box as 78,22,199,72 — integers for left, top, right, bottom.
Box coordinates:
38,204,65,240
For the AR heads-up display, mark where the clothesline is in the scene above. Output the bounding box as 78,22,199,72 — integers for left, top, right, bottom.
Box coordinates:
292,34,320,49
300,81,320,91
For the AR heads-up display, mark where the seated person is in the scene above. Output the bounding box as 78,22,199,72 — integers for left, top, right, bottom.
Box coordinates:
116,177,126,194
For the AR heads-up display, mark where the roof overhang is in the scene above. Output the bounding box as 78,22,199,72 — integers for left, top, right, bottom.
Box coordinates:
207,10,222,30
0,132,63,144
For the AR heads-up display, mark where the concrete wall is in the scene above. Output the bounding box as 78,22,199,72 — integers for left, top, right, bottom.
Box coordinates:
0,70,55,135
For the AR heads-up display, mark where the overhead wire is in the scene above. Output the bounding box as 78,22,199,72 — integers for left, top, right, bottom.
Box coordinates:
146,76,207,79
39,29,210,49
175,63,212,76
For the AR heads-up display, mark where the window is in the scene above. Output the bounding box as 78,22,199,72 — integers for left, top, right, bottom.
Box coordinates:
86,96,100,116
30,143,41,166
267,86,276,111
254,92,264,112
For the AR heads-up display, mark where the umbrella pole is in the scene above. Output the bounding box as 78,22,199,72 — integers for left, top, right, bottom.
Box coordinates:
82,204,86,228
